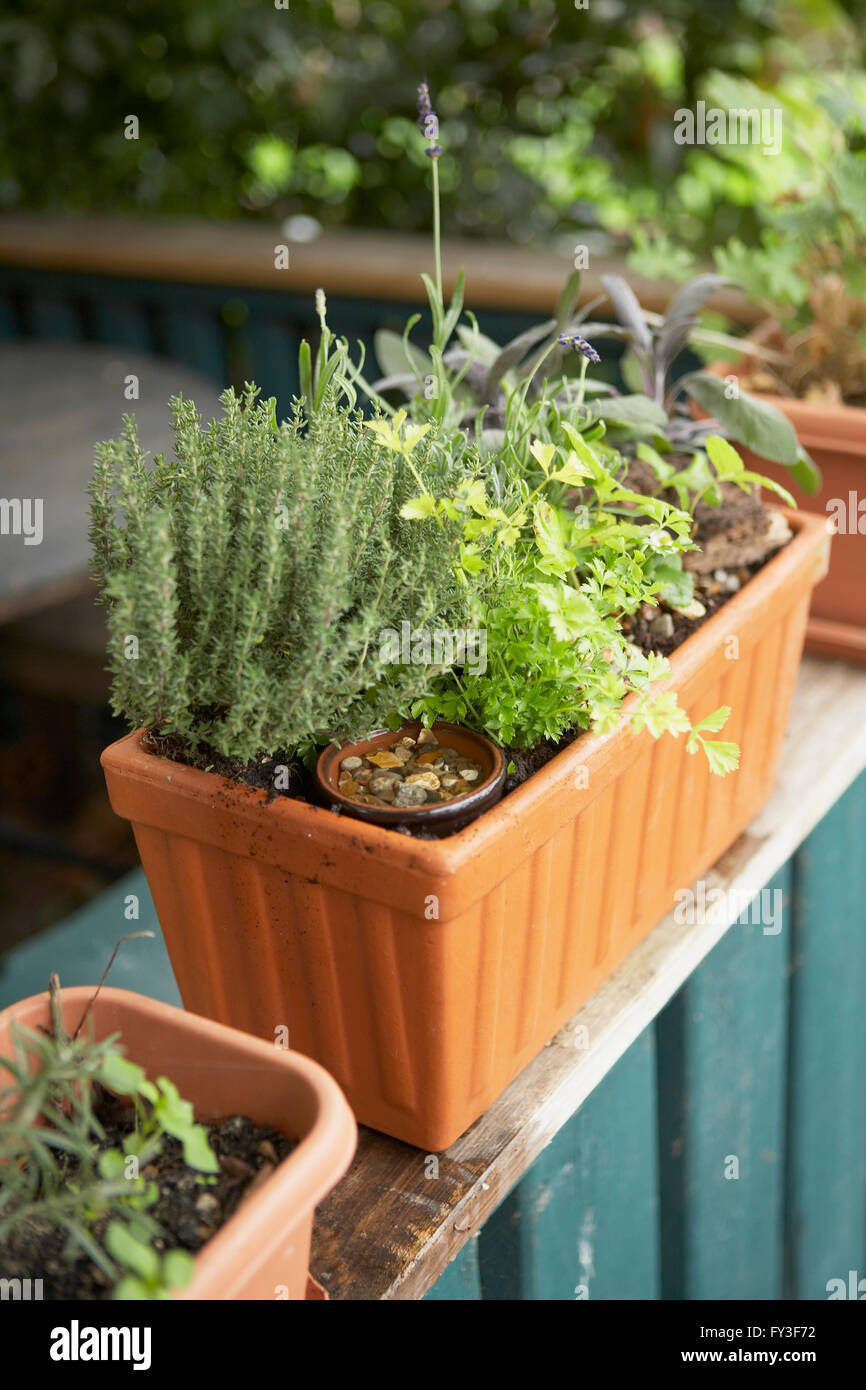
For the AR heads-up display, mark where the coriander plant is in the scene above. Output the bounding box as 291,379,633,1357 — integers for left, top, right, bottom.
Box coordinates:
386,419,740,775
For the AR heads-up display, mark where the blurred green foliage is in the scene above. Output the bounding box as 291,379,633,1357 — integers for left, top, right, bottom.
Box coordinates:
628,65,866,400
0,0,863,251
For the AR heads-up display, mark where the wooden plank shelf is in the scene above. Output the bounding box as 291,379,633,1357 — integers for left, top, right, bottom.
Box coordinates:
0,212,761,323
309,656,866,1300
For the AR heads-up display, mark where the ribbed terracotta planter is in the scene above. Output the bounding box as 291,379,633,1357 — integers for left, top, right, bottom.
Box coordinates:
0,987,356,1299
708,360,866,662
101,510,829,1150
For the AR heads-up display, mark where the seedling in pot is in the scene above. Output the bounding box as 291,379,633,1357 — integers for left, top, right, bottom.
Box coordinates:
0,935,296,1302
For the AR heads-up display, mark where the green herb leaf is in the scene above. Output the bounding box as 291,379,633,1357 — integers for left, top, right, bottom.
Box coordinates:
700,740,740,777
97,1149,126,1180
181,1127,220,1175
374,327,430,384
685,374,799,467
636,441,675,484
532,502,576,576
97,1053,149,1098
632,691,692,740
688,706,731,741
105,1220,160,1282
649,559,694,608
400,495,437,520
705,434,745,481
555,268,582,331
590,395,668,431
162,1248,196,1291
790,446,821,496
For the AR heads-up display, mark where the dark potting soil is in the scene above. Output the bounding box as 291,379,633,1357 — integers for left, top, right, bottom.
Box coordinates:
622,560,764,660
0,1086,295,1300
144,732,306,801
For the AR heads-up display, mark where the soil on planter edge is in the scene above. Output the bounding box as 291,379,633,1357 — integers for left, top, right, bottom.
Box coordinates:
0,1086,295,1300
144,495,791,840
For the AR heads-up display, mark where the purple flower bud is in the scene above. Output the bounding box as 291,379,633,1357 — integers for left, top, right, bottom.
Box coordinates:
558,332,601,364
417,80,442,158
417,82,433,127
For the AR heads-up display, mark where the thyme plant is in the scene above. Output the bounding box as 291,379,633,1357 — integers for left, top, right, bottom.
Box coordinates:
90,354,470,764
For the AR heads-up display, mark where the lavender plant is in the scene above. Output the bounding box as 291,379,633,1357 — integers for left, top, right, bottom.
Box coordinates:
348,84,815,769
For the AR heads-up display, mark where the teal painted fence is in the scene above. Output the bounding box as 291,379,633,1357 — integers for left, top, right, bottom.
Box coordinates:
0,266,542,420
425,775,866,1301
0,264,641,425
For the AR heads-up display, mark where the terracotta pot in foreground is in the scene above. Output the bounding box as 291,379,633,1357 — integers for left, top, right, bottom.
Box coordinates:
708,360,866,663
101,511,829,1150
0,987,356,1300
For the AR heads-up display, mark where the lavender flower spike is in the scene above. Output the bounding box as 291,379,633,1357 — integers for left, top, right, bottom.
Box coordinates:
558,332,601,364
417,80,441,160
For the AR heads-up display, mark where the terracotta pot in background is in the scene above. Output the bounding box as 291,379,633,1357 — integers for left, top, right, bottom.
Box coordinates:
0,987,356,1300
101,511,829,1150
708,360,866,663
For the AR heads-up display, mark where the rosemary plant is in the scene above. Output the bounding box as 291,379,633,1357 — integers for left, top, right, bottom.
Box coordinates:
90,353,471,764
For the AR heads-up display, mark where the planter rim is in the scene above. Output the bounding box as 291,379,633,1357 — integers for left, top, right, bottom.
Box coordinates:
101,508,829,878
0,986,357,1299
